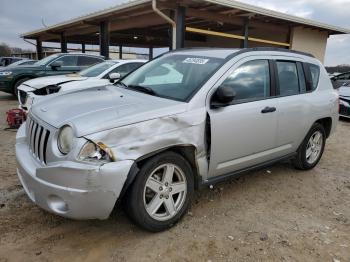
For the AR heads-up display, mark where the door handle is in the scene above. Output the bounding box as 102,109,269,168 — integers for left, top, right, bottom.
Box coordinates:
261,106,276,114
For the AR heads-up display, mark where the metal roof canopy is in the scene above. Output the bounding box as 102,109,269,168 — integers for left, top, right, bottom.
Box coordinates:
21,0,350,57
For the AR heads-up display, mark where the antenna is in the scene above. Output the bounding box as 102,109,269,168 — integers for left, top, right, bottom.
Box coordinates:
41,18,47,28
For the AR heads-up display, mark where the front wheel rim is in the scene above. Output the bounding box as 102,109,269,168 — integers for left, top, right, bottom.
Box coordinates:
143,163,187,222
306,131,323,164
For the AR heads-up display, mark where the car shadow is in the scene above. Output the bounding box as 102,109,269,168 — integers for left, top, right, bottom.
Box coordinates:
0,91,16,101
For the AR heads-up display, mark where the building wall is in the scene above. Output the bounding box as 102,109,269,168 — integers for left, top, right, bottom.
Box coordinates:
290,27,329,63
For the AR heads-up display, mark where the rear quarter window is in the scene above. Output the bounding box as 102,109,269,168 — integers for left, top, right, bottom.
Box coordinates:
309,64,320,91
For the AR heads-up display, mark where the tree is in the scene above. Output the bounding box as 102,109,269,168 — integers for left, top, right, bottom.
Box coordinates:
0,43,11,56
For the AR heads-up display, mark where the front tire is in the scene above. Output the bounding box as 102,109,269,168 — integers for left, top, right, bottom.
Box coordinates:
125,151,194,232
293,123,326,170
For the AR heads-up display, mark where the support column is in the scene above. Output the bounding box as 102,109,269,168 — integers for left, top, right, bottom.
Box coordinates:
240,18,249,48
169,10,175,50
81,42,85,53
119,45,122,59
36,39,43,60
149,46,153,60
99,21,110,59
175,6,186,49
60,32,67,53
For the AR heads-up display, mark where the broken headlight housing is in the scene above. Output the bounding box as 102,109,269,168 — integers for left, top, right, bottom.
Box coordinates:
78,141,114,163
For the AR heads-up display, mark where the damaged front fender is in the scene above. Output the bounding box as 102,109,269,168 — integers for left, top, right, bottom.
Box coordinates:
85,108,209,180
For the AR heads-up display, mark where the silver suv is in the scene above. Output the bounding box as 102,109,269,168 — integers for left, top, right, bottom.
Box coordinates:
16,48,339,232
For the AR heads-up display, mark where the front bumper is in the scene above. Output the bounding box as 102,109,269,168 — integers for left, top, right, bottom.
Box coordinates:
16,124,134,220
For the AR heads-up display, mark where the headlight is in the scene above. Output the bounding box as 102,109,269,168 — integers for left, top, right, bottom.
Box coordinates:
78,141,114,163
57,125,74,154
0,71,12,76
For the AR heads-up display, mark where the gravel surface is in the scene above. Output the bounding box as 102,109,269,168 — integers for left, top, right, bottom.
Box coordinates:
0,92,349,262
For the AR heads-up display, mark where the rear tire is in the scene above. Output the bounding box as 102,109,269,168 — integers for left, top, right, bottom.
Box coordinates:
293,123,326,170
124,151,194,232
13,78,30,98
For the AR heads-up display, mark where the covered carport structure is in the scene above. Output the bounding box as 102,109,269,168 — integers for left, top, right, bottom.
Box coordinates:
21,0,349,62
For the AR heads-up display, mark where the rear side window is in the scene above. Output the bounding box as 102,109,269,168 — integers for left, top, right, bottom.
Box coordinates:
276,61,299,96
54,56,77,66
77,56,103,66
221,60,270,101
309,64,320,90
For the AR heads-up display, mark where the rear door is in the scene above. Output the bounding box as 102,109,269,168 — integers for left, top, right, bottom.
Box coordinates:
273,60,309,155
208,57,279,177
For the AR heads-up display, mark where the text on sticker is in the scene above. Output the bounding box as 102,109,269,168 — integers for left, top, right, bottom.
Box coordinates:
183,58,209,65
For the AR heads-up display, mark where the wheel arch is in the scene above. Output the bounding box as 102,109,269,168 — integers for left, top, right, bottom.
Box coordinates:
12,75,34,91
120,145,201,198
315,117,332,138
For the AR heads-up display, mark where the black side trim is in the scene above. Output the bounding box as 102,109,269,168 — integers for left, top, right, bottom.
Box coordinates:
268,60,276,96
119,163,140,199
270,60,279,96
302,62,313,92
200,152,297,188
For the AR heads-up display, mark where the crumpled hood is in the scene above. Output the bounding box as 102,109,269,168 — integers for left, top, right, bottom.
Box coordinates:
31,85,187,136
339,86,350,97
23,74,87,89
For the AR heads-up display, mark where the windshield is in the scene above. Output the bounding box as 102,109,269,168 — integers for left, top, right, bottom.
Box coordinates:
121,54,224,101
34,54,60,66
79,61,117,77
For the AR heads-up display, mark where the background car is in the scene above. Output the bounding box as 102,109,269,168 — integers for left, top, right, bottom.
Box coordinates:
339,82,350,118
18,59,146,111
0,57,26,67
7,59,37,67
0,53,104,96
331,71,350,89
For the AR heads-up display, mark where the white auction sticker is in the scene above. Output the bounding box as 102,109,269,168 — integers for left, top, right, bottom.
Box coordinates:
183,58,209,65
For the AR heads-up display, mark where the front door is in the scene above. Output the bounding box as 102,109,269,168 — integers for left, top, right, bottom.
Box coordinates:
208,59,279,177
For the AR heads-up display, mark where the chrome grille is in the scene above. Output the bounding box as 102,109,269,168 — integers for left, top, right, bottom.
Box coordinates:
27,117,50,164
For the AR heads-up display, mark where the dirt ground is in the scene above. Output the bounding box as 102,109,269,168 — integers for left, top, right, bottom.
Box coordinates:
0,91,349,262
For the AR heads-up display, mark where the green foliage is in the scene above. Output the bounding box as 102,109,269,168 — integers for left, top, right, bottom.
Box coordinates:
0,43,11,56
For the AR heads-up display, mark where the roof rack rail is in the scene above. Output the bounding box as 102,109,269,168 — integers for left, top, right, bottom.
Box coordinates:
169,47,315,58
236,47,315,58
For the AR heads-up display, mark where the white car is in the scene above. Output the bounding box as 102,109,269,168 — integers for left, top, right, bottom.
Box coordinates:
18,59,146,111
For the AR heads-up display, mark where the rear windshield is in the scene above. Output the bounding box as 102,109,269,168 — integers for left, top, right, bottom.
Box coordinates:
121,54,224,102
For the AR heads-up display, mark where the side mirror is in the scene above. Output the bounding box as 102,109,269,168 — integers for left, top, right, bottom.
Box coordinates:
211,85,236,109
109,72,121,83
50,61,63,69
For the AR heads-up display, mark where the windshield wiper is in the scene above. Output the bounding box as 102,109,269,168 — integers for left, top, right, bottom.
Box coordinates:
116,81,128,88
126,85,158,96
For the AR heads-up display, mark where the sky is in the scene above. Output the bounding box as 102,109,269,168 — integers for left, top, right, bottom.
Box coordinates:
0,0,349,66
